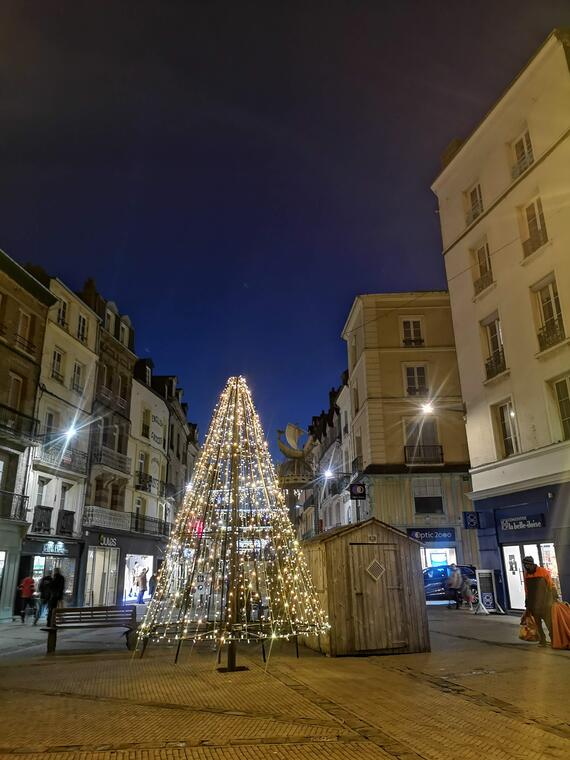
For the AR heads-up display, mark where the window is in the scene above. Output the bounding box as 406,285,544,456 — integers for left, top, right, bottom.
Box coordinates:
466,183,483,224
57,299,68,328
169,424,174,449
16,310,34,353
145,365,152,385
105,310,115,333
138,451,146,473
45,410,59,437
535,277,565,351
77,314,88,343
52,349,64,383
37,477,50,506
472,240,493,295
413,478,444,514
483,315,506,379
118,374,125,400
522,197,547,257
405,366,428,396
72,362,83,393
142,409,150,438
405,419,442,463
352,384,359,414
59,483,72,511
402,318,423,346
177,433,181,459
8,373,23,410
512,130,534,178
495,400,520,457
554,377,570,441
0,291,7,333
120,322,129,346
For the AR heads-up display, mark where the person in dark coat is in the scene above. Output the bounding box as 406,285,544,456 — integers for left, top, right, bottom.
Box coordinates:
34,572,52,625
148,574,157,597
523,555,558,646
48,567,65,626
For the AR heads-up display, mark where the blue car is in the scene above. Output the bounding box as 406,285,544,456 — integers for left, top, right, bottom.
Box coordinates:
423,564,478,602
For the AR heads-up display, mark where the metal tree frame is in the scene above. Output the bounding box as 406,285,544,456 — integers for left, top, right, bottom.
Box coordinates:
138,376,329,670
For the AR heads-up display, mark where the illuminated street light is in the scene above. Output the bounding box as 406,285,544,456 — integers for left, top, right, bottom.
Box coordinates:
324,468,333,479
421,402,434,414
64,425,77,441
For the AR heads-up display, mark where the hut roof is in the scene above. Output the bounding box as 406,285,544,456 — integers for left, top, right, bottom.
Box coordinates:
301,517,422,546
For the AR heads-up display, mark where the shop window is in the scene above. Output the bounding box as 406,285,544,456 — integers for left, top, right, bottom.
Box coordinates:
413,477,444,514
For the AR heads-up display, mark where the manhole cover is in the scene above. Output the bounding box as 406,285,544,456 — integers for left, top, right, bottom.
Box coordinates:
366,559,385,581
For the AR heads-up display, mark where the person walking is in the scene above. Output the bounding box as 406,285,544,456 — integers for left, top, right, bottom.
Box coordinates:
18,574,36,623
148,573,157,598
460,573,475,612
34,572,52,625
523,556,558,647
48,567,65,626
137,567,148,604
446,564,462,609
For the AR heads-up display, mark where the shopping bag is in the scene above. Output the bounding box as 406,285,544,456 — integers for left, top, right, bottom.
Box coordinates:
518,612,539,642
551,602,570,649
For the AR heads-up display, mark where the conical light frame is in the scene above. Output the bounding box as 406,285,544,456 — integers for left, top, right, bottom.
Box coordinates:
138,376,329,649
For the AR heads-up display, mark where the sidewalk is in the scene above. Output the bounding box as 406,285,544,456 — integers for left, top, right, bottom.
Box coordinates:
0,606,567,760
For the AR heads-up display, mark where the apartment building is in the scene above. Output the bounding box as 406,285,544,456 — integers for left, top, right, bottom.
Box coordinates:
19,267,99,606
78,279,137,606
152,375,199,518
341,292,479,568
431,29,570,606
0,251,55,621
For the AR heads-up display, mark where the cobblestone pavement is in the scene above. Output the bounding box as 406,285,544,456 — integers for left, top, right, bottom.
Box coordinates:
0,608,568,760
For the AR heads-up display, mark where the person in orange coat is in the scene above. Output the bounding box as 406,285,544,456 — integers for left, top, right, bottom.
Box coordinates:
523,556,558,646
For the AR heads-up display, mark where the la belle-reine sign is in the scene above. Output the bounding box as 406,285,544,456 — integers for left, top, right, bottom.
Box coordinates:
500,515,545,531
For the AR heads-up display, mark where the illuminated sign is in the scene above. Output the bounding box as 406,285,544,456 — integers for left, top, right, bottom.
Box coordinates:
500,515,545,531
349,483,366,500
99,534,118,548
407,528,456,543
41,540,68,555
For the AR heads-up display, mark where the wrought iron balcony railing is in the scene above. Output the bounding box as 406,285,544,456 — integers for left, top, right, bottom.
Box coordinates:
92,445,131,475
404,444,444,464
130,513,171,537
473,269,494,295
51,367,65,383
135,471,153,492
522,227,548,258
32,506,53,534
466,201,483,226
402,337,424,347
34,442,88,475
407,385,429,397
57,509,75,536
0,489,29,521
485,348,507,380
14,334,36,354
511,151,534,179
83,504,130,531
0,403,40,444
538,319,566,352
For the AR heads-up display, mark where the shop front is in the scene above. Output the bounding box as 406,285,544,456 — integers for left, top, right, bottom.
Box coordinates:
18,537,83,608
406,527,458,568
80,529,166,607
474,482,569,610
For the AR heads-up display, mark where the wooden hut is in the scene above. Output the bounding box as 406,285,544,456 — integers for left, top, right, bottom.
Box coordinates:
302,518,430,656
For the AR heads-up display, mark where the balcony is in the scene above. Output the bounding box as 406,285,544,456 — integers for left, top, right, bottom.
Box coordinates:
522,227,548,258
57,510,75,536
71,379,84,394
51,367,65,384
511,151,534,179
0,403,39,444
352,456,363,475
407,385,429,397
473,269,494,295
404,445,444,464
34,442,88,475
0,490,28,521
92,445,131,475
485,348,506,380
466,202,483,226
116,396,128,412
83,505,131,531
32,506,53,534
402,337,424,347
165,482,178,499
14,333,36,355
130,513,170,537
538,320,566,352
136,471,153,492
97,385,113,403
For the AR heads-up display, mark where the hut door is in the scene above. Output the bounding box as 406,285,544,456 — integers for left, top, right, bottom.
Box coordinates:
349,543,407,651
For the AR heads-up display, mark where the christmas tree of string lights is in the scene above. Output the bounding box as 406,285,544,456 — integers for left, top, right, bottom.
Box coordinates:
138,376,329,669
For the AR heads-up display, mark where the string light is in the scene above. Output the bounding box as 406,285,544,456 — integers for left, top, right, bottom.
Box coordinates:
138,376,329,655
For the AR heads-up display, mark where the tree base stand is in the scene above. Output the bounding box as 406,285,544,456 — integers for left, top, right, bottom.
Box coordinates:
217,666,249,672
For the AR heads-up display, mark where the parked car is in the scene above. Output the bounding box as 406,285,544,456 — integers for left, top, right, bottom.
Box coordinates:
423,564,478,603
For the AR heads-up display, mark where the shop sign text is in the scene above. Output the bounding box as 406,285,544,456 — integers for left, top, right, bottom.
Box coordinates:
41,540,68,555
407,528,456,543
500,515,545,532
99,534,118,548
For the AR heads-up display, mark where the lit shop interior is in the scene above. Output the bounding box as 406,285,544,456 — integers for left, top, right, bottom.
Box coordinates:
123,554,154,602
419,546,457,568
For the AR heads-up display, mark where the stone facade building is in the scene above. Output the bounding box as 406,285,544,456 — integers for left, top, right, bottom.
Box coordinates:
0,251,55,621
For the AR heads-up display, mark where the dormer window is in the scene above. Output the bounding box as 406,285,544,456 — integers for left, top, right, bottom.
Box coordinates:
145,365,152,385
105,309,115,333
120,322,129,346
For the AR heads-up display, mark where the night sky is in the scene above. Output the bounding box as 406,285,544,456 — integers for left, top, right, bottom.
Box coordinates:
1,1,569,455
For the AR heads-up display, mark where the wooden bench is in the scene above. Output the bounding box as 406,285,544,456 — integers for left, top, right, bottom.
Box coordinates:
42,605,137,654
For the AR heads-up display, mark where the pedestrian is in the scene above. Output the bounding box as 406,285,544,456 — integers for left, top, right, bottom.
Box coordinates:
148,573,157,597
137,567,148,604
18,574,36,623
523,556,558,647
48,567,65,626
446,564,462,609
34,572,52,625
460,574,474,611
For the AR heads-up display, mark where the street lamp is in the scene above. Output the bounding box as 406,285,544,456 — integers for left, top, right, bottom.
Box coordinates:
421,402,434,414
